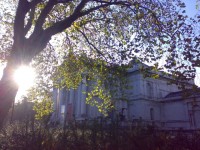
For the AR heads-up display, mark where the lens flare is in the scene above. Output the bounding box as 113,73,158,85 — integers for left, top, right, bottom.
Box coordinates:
14,65,36,91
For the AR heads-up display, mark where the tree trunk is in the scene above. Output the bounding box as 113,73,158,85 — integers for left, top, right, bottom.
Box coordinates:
0,62,19,128
0,41,45,128
0,26,50,127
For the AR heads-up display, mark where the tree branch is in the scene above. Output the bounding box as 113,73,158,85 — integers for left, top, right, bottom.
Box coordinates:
75,0,135,21
28,0,43,9
77,29,105,59
24,7,36,35
34,0,57,32
73,0,89,14
44,0,89,36
13,0,30,44
28,0,136,57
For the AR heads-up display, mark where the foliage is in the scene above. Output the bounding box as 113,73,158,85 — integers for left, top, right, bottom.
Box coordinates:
33,98,53,121
31,45,59,94
0,0,199,82
26,87,53,121
23,47,56,121
53,51,129,115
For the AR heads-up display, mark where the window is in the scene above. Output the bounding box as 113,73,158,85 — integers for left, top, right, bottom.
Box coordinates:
61,105,65,114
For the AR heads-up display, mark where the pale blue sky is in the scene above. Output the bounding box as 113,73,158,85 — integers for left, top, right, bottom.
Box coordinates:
182,0,200,17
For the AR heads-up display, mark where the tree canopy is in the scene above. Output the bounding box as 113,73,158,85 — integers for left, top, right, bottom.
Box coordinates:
0,0,199,124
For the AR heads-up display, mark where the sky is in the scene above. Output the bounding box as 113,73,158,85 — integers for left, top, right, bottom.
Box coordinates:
182,0,200,17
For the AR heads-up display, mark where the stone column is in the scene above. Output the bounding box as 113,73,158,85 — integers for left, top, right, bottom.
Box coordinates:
60,88,66,123
65,89,74,122
52,88,59,121
69,89,74,104
58,88,63,122
81,79,87,117
76,84,82,118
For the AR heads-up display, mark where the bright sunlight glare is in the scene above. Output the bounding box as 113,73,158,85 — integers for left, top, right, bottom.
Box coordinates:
14,66,36,102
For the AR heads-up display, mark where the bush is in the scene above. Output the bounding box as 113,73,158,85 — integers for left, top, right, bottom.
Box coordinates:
0,120,200,150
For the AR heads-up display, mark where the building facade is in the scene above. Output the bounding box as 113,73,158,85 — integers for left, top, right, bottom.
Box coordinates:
52,63,200,130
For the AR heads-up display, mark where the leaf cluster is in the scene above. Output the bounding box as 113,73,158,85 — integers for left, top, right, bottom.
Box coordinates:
53,51,129,115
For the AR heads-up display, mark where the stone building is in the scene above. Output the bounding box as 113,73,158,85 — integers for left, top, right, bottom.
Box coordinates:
52,63,200,130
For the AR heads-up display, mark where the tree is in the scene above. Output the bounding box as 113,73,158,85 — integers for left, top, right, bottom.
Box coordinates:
0,0,199,126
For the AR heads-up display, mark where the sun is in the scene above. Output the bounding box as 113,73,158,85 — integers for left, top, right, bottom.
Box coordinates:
14,65,36,92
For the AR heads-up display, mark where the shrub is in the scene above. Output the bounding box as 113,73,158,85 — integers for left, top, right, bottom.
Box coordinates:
0,119,200,150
